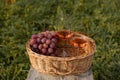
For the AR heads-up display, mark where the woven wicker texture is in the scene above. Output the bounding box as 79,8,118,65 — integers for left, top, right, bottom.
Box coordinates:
26,30,96,76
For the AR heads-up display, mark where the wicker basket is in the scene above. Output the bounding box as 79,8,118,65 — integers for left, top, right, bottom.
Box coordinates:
26,30,96,76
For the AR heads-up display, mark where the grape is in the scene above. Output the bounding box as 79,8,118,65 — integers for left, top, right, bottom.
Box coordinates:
46,30,50,33
30,39,36,45
50,42,55,48
33,43,38,48
41,48,47,54
31,34,37,39
43,32,47,37
50,49,57,56
38,44,43,50
38,34,44,38
51,38,57,43
36,38,41,43
54,35,58,39
30,46,35,52
51,31,56,36
43,43,48,48
30,31,58,57
41,37,46,43
35,49,40,53
47,33,52,39
46,39,51,44
48,48,54,53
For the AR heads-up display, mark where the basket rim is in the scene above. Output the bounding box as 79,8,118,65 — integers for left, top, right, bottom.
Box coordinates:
26,31,96,61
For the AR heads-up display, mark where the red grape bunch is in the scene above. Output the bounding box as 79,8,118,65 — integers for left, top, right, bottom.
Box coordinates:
29,31,58,56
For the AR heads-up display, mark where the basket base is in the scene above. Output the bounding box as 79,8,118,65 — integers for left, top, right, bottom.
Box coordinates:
26,66,94,80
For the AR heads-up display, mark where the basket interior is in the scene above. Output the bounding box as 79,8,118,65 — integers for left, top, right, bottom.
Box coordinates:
56,30,95,57
28,30,96,58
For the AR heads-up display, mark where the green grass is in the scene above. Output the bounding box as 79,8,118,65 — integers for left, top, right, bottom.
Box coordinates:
0,0,120,80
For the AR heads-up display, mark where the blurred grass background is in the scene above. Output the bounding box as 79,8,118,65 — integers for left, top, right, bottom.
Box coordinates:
0,0,120,80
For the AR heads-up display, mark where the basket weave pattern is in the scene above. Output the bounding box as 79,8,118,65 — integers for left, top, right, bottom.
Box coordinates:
26,31,96,76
